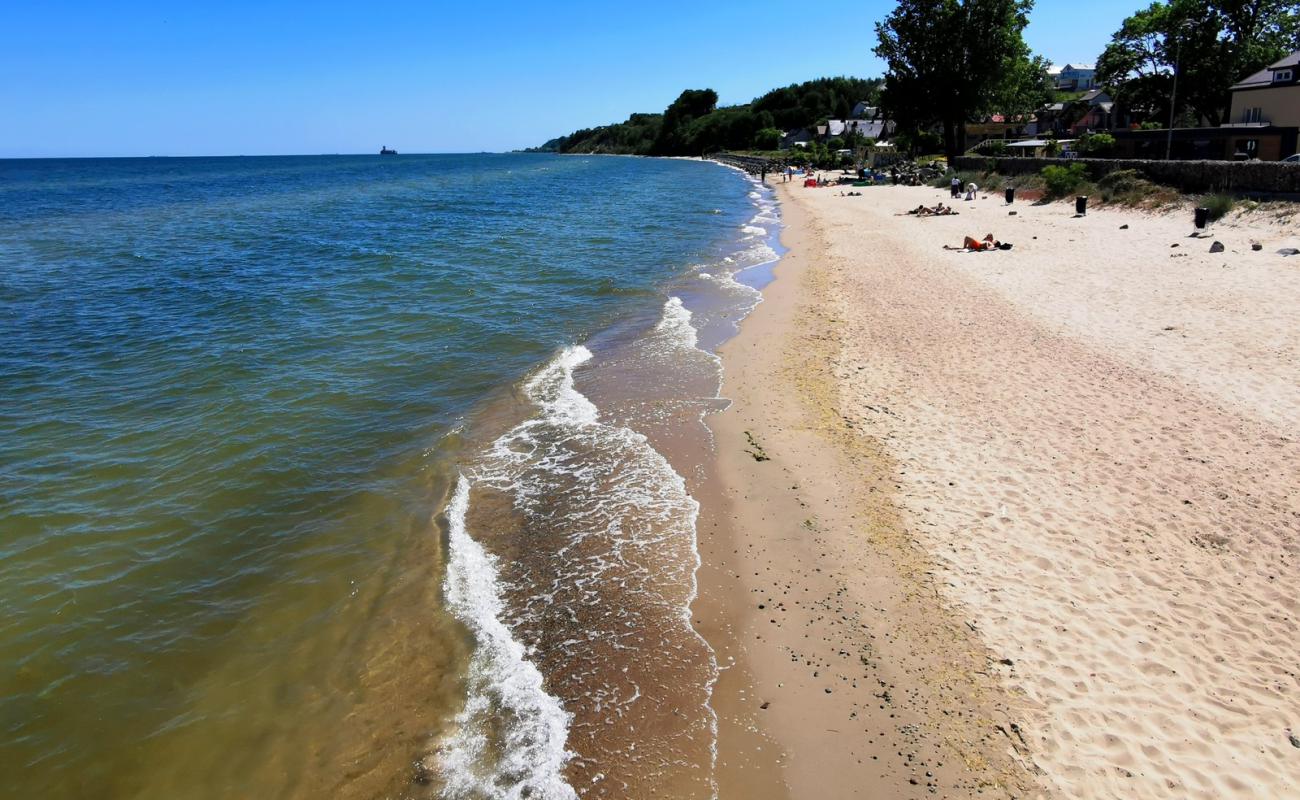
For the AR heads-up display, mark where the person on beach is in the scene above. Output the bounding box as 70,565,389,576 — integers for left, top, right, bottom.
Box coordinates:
900,203,957,216
965,182,979,201
944,233,1011,251
951,175,962,198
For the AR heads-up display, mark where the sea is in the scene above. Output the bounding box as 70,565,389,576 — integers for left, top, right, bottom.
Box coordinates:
0,153,780,799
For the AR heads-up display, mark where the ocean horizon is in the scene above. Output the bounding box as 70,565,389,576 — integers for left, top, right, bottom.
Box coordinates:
0,153,780,798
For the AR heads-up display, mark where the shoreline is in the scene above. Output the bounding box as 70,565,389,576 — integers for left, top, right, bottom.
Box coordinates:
695,180,1038,798
696,178,1300,797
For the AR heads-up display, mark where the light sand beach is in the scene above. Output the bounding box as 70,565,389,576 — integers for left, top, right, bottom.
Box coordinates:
698,179,1300,798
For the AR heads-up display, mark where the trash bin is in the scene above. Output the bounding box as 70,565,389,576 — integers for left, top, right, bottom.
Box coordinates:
1005,187,1015,204
1075,195,1088,215
1194,207,1209,228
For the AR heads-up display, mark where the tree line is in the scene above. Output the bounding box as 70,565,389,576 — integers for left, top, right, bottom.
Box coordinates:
534,0,1297,161
532,77,882,156
873,0,1297,157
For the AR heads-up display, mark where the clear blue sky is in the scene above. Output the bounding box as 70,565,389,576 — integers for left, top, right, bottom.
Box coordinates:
2,0,1140,157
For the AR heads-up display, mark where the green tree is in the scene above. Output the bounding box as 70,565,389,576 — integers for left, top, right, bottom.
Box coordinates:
753,128,783,150
652,89,720,155
874,0,1047,159
1077,131,1117,155
751,77,884,131
1096,0,1300,127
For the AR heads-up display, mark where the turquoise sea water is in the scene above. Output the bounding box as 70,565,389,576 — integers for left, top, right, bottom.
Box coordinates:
0,153,775,798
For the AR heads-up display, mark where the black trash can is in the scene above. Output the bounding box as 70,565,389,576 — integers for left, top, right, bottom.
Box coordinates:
1075,195,1088,215
1194,207,1209,228
1005,187,1015,204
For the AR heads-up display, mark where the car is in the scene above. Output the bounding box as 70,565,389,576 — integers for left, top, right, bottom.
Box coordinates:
1283,153,1300,163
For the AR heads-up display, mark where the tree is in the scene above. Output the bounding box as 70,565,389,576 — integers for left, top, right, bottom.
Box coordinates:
874,0,1046,159
1077,131,1117,155
751,77,884,131
1096,0,1300,127
652,89,719,155
753,127,783,150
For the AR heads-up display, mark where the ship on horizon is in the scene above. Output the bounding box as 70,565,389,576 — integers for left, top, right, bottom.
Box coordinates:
379,145,397,155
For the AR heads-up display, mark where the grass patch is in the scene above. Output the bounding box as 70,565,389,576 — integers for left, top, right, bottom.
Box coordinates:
1199,193,1236,221
1041,162,1088,198
1095,169,1179,208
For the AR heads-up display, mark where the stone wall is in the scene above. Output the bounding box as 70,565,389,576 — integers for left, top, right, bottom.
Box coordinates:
711,153,782,176
952,156,1300,195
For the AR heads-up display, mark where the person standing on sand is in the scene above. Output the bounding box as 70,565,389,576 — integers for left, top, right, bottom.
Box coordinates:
951,175,962,198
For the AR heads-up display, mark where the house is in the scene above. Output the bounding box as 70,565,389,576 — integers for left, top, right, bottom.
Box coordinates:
966,115,1032,149
1069,89,1124,134
826,119,895,140
1219,50,1300,159
1227,50,1299,127
850,101,878,119
1109,125,1297,161
780,128,815,150
1048,63,1096,91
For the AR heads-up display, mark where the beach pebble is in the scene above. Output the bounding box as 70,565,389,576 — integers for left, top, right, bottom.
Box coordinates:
1251,243,1263,251
1279,247,1299,256
1209,241,1225,253
1120,224,1129,229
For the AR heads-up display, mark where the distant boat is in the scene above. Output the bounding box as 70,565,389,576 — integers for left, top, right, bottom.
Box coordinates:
379,146,397,155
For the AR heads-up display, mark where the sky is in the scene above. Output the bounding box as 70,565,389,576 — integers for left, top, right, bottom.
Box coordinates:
2,0,1142,158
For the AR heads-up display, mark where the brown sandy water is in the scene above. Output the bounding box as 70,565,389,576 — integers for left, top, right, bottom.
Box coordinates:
438,174,780,798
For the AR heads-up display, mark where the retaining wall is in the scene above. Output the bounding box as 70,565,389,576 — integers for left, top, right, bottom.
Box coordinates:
710,153,782,176
952,156,1300,195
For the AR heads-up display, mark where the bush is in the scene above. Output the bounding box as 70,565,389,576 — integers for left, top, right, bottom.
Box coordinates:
752,127,782,150
1200,193,1236,221
1042,162,1088,198
1094,169,1180,207
1077,132,1116,156
1097,169,1144,201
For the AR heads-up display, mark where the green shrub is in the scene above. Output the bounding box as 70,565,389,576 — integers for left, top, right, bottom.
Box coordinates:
1097,169,1144,201
1200,193,1236,221
752,127,782,150
1042,162,1088,198
1077,132,1116,156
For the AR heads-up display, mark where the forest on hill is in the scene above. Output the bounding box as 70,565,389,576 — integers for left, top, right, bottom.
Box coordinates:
532,76,882,156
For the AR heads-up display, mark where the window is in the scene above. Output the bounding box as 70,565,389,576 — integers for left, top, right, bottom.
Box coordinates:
1275,69,1294,83
1242,107,1263,123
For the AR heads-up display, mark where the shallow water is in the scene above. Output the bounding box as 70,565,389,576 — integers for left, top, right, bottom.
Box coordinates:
0,153,776,798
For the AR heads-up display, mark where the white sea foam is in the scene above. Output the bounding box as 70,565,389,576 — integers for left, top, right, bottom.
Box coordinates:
654,296,700,350
440,475,579,800
524,345,599,428
461,343,721,794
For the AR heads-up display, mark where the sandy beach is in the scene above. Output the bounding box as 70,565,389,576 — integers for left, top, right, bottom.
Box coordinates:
698,178,1300,797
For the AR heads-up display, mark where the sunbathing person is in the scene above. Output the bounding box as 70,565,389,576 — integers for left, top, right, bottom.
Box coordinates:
900,203,959,217
944,233,1012,251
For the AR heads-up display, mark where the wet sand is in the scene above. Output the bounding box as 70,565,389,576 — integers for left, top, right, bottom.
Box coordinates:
697,180,1300,797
